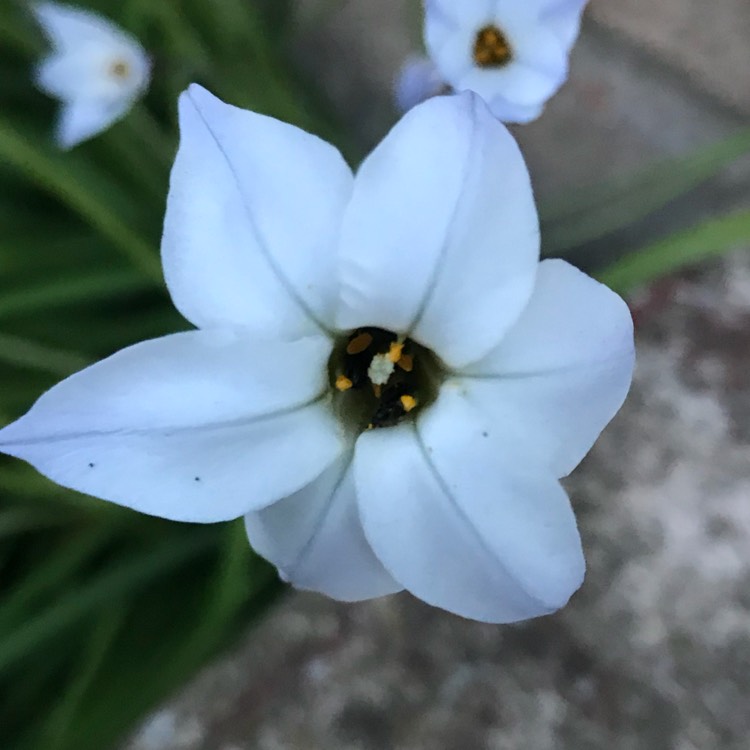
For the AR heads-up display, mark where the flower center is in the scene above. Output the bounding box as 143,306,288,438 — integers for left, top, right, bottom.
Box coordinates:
109,59,131,80
473,25,513,68
328,328,443,432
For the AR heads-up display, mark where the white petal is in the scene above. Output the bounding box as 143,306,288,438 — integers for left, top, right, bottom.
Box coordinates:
0,331,343,522
459,259,635,477
245,455,402,601
162,85,353,336
424,3,476,82
542,0,588,49
54,98,130,149
425,0,495,25
461,60,563,123
336,93,538,368
394,55,447,113
484,93,544,124
33,2,139,51
32,3,150,107
355,412,584,624
35,44,150,101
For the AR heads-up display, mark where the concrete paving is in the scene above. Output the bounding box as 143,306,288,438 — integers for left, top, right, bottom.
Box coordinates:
126,2,750,748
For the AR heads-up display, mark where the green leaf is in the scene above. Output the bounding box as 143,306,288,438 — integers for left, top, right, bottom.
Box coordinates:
0,527,117,634
38,608,126,750
541,128,750,254
0,529,218,675
0,270,151,320
599,208,750,293
0,117,162,281
0,331,91,375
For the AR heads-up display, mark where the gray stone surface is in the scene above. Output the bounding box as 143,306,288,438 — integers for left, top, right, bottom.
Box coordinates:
590,0,750,116
126,2,750,748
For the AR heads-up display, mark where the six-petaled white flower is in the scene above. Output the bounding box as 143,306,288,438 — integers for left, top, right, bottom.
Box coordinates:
32,1,151,148
0,85,634,623
424,0,588,123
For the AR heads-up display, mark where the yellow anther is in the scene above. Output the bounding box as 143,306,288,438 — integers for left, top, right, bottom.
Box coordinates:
387,341,404,363
400,395,417,413
335,375,353,392
397,353,414,372
346,332,373,355
473,25,512,68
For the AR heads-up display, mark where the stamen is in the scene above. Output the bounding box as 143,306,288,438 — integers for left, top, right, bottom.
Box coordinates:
397,353,414,372
335,375,354,392
329,327,443,432
346,332,373,355
400,395,417,413
473,25,513,68
387,341,404,363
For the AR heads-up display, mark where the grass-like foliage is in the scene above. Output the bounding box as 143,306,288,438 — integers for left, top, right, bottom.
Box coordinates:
0,2,346,748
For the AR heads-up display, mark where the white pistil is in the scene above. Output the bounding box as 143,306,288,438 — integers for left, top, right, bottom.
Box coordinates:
368,353,396,386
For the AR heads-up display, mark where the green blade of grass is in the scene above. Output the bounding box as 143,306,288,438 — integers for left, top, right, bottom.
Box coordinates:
38,608,126,750
599,208,750,293
0,117,162,281
0,331,90,375
0,529,219,675
0,526,118,632
0,507,69,539
541,128,750,254
0,269,151,320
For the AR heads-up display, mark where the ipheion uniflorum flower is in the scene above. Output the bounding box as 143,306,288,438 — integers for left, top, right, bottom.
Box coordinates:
32,1,151,148
0,86,634,623
423,0,589,123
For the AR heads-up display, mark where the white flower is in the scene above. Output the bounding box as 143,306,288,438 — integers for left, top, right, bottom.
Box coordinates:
394,55,446,113
424,0,588,123
32,2,151,148
0,86,634,623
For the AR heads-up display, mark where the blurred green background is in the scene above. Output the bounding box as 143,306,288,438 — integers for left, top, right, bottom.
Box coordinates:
0,2,350,748
1,1,750,749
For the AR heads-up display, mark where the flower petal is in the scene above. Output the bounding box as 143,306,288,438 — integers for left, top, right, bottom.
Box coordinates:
355,408,584,624
245,455,402,601
394,55,446,113
460,259,635,477
163,85,353,336
53,98,129,149
425,0,495,27
0,331,343,522
33,2,138,51
542,0,589,49
336,93,538,368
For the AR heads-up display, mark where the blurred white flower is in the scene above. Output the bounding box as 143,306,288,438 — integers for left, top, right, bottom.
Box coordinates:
393,55,446,112
0,86,634,623
32,2,151,148
424,0,588,123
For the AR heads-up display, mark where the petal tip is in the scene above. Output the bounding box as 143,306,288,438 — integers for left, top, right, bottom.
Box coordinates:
179,83,219,121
